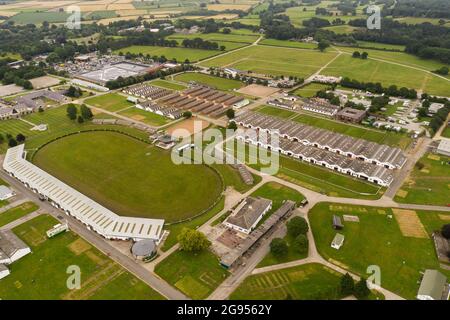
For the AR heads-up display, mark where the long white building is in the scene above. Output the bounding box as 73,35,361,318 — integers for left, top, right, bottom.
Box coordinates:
3,144,164,242
234,111,406,170
236,130,394,186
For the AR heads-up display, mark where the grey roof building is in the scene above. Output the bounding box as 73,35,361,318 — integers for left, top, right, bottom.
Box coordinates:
0,230,31,265
224,197,272,234
417,269,449,300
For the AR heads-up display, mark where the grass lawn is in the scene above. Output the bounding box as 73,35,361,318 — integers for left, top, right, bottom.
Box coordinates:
259,39,318,50
395,153,450,206
228,141,384,199
292,113,412,150
0,119,37,153
257,232,308,268
323,25,360,34
33,131,223,222
114,46,225,62
442,126,450,138
292,83,332,98
230,263,345,300
149,79,187,91
201,45,338,79
212,163,261,193
154,249,229,299
309,202,450,299
254,105,297,119
174,72,243,91
0,202,39,227
84,93,133,112
9,12,70,24
355,41,406,51
117,107,171,126
322,53,450,97
0,214,164,300
167,32,258,44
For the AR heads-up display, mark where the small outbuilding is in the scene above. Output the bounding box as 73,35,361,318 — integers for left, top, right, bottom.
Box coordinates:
417,269,449,300
0,185,14,201
436,139,450,157
332,215,344,230
0,264,10,279
331,233,345,250
131,239,156,261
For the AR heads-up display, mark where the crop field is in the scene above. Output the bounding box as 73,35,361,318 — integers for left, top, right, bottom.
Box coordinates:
33,131,223,222
201,45,338,79
9,11,70,24
173,72,244,91
114,45,226,62
309,202,450,299
84,93,134,112
323,53,450,96
0,214,165,300
231,263,344,300
155,249,229,299
259,39,319,50
167,32,258,44
395,153,450,206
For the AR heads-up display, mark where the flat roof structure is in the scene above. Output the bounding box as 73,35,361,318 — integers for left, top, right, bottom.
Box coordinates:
437,139,450,157
77,62,155,85
417,269,449,300
220,200,296,269
0,229,29,263
3,144,164,241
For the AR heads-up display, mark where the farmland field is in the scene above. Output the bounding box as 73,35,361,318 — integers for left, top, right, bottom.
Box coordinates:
167,31,258,44
259,39,318,50
309,202,450,299
0,214,165,300
201,45,338,79
33,131,223,222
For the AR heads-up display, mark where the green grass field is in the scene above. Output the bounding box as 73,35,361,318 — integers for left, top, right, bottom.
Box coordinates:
292,83,332,98
254,105,297,119
323,53,450,96
9,12,70,24
230,263,344,300
84,93,134,112
167,32,258,44
33,131,223,222
0,202,38,227
201,45,338,79
0,214,164,300
154,249,229,299
149,79,187,90
442,126,450,138
309,202,450,299
114,46,226,62
117,107,171,126
174,72,244,91
259,39,318,50
395,153,450,206
354,41,406,51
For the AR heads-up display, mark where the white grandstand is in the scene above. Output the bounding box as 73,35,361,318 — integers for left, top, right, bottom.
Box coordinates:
3,144,165,242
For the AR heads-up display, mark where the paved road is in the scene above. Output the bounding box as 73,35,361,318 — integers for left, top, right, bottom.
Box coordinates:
0,170,188,300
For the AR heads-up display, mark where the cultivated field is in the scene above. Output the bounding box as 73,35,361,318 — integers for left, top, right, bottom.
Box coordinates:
201,45,339,79
395,153,450,206
0,214,165,300
33,131,223,222
309,202,450,299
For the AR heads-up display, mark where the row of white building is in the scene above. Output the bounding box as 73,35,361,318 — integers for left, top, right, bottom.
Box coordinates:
233,111,407,170
236,130,394,186
2,144,165,242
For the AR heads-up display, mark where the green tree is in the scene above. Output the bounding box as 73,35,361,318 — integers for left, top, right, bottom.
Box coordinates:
292,234,308,254
361,52,368,59
66,104,77,120
77,115,84,124
352,51,361,58
270,238,288,258
354,278,370,299
8,138,18,147
287,216,309,237
317,40,330,52
226,108,235,119
183,111,192,118
339,273,355,296
16,133,26,143
177,228,211,252
441,224,450,239
80,104,93,119
227,121,237,130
